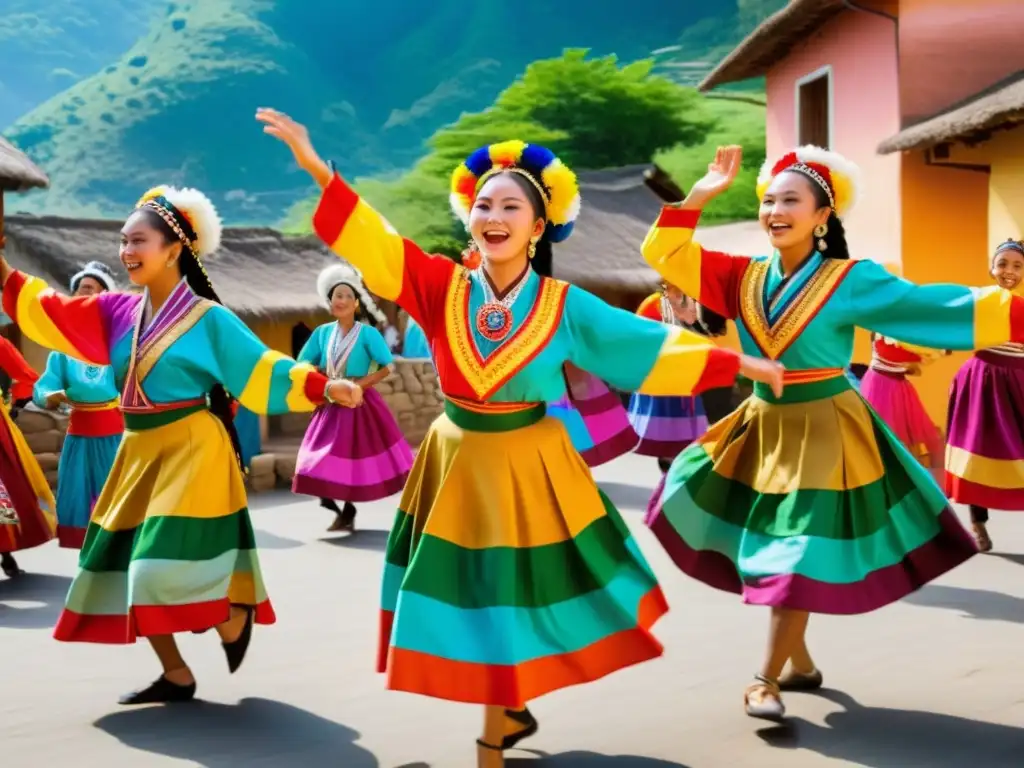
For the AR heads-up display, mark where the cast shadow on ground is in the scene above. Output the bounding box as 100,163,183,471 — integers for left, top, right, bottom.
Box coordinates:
598,481,654,512
253,529,306,550
508,751,689,766
755,689,1023,767
320,529,389,551
901,584,1024,624
990,551,1024,568
0,572,71,629
94,697,379,767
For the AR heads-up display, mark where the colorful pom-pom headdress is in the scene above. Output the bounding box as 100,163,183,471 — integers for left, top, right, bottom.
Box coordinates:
134,186,223,260
450,140,581,244
317,262,386,325
70,260,116,292
756,146,862,219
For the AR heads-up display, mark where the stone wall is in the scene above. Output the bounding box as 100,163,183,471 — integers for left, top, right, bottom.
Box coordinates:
14,408,66,488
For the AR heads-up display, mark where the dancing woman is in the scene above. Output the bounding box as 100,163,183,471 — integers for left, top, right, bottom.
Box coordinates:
0,185,361,703
945,238,1024,552
0,334,55,575
641,145,1019,721
33,261,124,549
859,333,948,476
293,263,414,531
259,108,783,767
629,283,709,471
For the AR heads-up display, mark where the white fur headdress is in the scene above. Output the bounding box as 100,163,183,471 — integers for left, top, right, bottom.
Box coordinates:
316,262,385,324
135,185,223,259
70,260,116,292
756,146,863,219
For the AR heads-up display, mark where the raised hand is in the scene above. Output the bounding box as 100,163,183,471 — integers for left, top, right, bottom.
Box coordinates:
256,108,331,187
738,355,785,399
685,145,743,207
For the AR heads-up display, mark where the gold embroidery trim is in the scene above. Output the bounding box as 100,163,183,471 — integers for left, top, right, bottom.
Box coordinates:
445,272,568,400
134,300,214,383
739,258,854,360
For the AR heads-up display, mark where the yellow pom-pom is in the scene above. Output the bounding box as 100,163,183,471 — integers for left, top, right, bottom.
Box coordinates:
135,186,167,208
489,140,527,168
541,159,580,226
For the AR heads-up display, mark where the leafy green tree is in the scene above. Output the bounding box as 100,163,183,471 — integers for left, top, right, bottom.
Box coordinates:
495,49,713,169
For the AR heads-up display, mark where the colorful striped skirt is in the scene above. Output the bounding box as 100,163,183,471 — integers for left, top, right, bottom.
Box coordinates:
546,375,638,467
0,403,56,553
628,393,708,458
292,389,413,502
55,402,124,549
945,351,1024,509
378,398,667,708
646,375,977,615
861,368,943,471
54,404,275,643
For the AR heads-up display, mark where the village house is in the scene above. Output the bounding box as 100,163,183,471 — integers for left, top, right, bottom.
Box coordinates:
699,0,1024,423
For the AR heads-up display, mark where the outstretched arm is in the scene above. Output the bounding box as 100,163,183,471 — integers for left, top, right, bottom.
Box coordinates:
206,306,362,414
848,260,1024,349
565,286,782,397
32,351,68,409
641,146,752,320
257,108,453,329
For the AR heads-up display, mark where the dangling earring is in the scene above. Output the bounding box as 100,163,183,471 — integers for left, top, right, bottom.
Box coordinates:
527,238,538,260
814,223,828,252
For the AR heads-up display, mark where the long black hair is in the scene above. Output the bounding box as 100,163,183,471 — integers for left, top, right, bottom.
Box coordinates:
138,208,245,471
794,171,851,261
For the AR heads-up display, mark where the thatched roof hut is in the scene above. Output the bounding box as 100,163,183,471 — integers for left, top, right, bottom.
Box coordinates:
698,0,846,92
0,137,48,193
2,215,333,322
878,71,1024,154
554,164,679,295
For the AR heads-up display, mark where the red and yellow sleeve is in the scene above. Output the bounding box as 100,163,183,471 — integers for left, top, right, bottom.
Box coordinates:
636,326,741,396
2,271,110,365
641,207,750,320
0,336,39,400
312,172,455,326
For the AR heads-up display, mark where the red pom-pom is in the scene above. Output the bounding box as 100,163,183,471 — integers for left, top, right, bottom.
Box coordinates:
461,249,482,270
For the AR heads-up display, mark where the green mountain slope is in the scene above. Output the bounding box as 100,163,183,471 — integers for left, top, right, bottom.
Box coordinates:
3,0,771,224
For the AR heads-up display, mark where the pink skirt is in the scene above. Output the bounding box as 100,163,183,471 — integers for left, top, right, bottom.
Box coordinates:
860,369,943,470
292,388,413,502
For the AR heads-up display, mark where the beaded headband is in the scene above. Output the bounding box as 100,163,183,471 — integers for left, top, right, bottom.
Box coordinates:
141,199,198,257
995,239,1024,256
788,163,836,209
476,165,551,213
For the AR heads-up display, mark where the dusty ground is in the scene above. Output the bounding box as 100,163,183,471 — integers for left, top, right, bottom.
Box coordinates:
3,452,1023,767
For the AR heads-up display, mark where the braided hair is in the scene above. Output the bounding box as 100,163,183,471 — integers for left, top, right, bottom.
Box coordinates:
136,207,245,472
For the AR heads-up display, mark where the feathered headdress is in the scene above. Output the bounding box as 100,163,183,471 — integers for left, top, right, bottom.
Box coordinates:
756,146,862,219
450,140,581,243
134,186,223,259
70,260,116,292
317,262,385,325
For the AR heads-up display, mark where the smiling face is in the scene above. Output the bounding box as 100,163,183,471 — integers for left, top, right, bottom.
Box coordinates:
991,247,1024,291
74,276,106,297
759,171,831,253
119,209,182,287
469,173,546,268
329,282,358,321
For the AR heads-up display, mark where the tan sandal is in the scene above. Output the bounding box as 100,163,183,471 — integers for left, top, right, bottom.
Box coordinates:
778,666,823,691
744,674,786,721
972,522,993,553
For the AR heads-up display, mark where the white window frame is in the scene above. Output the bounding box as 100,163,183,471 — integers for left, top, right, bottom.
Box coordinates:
795,65,834,149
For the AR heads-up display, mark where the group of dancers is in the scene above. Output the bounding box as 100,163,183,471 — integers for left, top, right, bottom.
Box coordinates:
0,105,1021,766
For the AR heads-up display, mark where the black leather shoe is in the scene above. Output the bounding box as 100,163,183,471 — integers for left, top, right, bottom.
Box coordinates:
118,676,196,705
222,605,255,674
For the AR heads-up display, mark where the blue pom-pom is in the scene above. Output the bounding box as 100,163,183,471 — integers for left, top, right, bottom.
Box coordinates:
465,147,494,177
547,222,574,243
520,144,555,175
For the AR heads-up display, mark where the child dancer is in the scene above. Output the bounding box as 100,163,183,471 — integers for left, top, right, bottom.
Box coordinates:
946,238,1024,552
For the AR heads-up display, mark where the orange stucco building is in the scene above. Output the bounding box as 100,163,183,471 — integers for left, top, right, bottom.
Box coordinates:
700,0,1024,424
